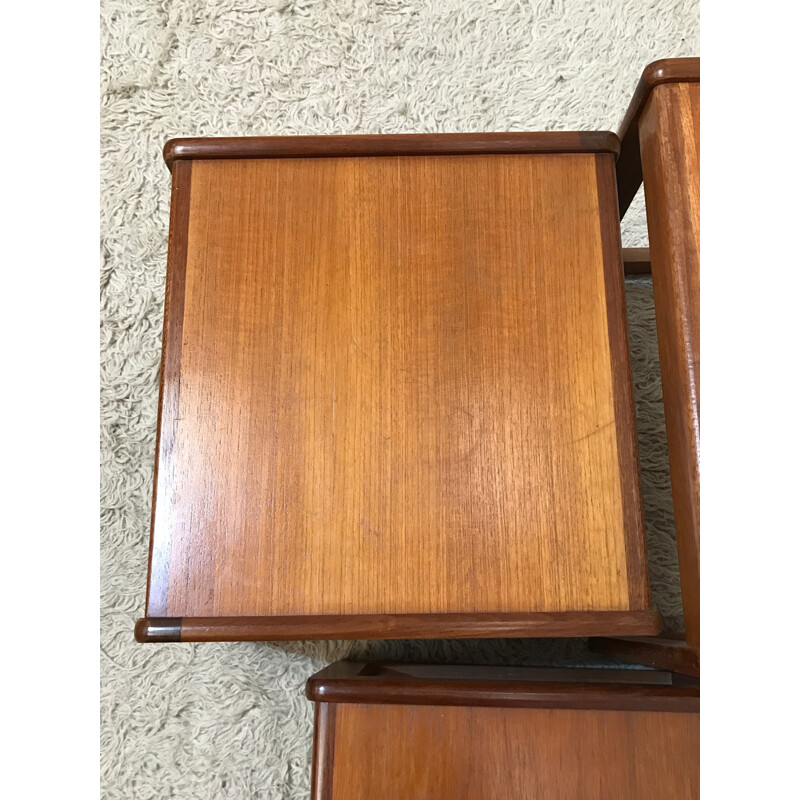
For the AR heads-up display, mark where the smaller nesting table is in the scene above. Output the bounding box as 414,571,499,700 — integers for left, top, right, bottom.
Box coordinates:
306,661,699,800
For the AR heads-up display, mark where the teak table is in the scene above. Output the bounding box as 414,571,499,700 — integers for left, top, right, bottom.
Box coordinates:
136,132,660,643
306,661,699,800
592,58,700,675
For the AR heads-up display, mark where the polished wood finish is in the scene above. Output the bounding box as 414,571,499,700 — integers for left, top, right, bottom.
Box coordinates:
146,159,192,616
596,161,649,609
163,131,620,170
594,61,700,671
308,662,699,800
640,80,700,649
141,136,655,640
135,618,181,643
327,704,698,800
616,58,699,218
310,703,336,800
589,635,699,677
135,609,660,643
622,247,651,275
307,661,697,711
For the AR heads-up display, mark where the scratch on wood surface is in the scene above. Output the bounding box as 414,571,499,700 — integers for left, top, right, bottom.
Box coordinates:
572,419,615,444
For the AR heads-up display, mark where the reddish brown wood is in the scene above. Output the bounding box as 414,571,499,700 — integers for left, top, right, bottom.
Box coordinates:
145,159,192,617
616,58,699,218
596,156,649,609
338,662,678,684
308,662,699,800
134,617,180,643
594,64,700,672
589,636,700,677
163,131,620,170
641,81,700,649
306,662,698,712
310,703,336,800
140,144,656,640
328,704,698,799
622,247,651,275
134,610,661,642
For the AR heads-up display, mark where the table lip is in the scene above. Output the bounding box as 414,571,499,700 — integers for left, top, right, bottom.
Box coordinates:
616,57,699,218
162,131,621,171
589,636,700,678
618,58,700,145
135,610,661,643
303,659,698,712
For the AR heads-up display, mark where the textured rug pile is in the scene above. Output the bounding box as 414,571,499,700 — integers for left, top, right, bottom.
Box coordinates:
100,1,699,796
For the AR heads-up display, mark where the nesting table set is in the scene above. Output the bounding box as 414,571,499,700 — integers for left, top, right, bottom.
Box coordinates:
137,58,700,797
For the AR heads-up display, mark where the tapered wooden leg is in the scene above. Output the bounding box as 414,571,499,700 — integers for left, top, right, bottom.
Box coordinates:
596,61,700,675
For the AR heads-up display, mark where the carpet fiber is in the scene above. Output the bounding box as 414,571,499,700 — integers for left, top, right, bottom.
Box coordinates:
100,1,699,796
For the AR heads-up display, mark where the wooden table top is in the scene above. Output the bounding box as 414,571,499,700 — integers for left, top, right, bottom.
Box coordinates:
307,662,698,800
137,133,658,642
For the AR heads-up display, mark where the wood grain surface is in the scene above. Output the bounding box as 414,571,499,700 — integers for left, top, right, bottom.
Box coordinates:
306,660,697,710
595,160,649,610
310,703,337,800
144,149,651,633
616,58,699,218
640,82,700,648
136,610,660,642
162,131,620,170
146,159,192,617
323,703,699,800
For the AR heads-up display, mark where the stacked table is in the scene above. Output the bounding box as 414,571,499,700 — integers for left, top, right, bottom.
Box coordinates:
136,58,700,800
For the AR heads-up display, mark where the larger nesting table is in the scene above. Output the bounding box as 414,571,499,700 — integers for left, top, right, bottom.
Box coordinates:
136,132,659,642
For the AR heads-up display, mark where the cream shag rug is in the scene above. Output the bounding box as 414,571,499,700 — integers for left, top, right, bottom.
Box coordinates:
100,1,699,796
